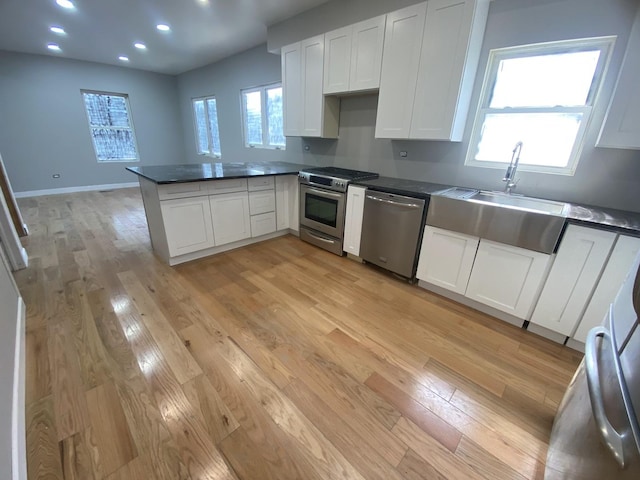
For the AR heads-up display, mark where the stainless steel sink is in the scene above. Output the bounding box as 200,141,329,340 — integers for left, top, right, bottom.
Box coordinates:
468,191,570,216
427,190,569,254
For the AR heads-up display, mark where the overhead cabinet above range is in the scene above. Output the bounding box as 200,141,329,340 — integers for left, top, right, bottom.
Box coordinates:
376,0,490,140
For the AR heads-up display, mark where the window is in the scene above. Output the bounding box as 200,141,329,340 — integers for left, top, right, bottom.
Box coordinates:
241,83,285,149
193,96,222,157
82,91,139,162
466,37,615,175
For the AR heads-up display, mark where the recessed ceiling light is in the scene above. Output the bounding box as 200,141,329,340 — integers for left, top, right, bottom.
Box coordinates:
50,26,66,34
118,56,129,62
55,0,75,9
156,24,171,32
134,43,146,50
47,43,61,51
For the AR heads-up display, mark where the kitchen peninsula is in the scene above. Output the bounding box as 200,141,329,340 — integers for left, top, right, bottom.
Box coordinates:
127,161,305,265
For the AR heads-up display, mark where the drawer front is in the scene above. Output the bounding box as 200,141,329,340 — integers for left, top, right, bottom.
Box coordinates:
248,176,275,191
251,212,277,237
249,190,276,215
158,181,209,200
209,178,248,194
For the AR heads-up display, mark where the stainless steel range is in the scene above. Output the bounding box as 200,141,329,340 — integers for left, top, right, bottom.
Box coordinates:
298,167,378,255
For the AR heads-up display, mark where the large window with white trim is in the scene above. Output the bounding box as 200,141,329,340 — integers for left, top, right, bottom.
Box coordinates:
193,96,222,158
82,91,139,162
465,37,615,175
241,83,285,150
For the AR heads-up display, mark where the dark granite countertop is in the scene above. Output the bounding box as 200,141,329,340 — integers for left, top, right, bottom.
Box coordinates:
354,176,454,199
126,161,306,184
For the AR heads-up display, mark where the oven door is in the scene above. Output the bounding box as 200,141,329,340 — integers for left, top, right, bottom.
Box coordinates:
299,184,346,239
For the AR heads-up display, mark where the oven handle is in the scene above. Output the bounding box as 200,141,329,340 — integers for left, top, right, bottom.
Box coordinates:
304,186,344,199
305,229,337,244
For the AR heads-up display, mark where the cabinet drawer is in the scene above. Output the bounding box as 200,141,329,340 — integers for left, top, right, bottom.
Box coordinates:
248,176,275,191
158,181,209,200
249,190,276,215
209,178,248,194
251,212,277,238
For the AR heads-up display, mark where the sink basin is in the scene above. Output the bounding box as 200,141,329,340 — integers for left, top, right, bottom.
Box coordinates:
427,191,569,254
468,191,570,217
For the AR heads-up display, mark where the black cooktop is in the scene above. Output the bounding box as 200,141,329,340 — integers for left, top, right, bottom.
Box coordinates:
300,166,379,181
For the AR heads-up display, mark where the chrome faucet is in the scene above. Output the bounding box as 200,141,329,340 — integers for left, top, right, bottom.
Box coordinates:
503,141,523,194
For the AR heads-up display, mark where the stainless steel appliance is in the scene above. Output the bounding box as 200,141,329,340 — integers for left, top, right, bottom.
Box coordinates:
545,254,640,479
298,167,378,255
359,190,427,279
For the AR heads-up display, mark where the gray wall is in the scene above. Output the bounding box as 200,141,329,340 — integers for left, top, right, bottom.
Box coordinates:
269,0,640,212
177,44,287,164
0,51,184,193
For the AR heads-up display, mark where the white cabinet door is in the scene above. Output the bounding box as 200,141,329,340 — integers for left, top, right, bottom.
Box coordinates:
161,196,215,257
410,0,489,141
375,2,427,139
530,224,617,336
416,226,479,295
282,42,302,136
251,212,277,238
597,7,640,149
573,235,640,344
323,26,352,94
249,190,275,216
343,185,366,256
349,15,386,92
466,239,551,319
275,175,299,232
210,192,251,246
301,35,327,137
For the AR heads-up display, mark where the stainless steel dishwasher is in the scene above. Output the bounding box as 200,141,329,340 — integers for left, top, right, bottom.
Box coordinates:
360,190,427,279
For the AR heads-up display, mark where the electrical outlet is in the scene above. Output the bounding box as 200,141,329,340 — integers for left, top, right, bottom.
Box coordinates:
304,144,311,151
52,173,61,178
400,151,408,158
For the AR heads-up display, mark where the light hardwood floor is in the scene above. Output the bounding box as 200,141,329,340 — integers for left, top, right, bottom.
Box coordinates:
15,187,583,480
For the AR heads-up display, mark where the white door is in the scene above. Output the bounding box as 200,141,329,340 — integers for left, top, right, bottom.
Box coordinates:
573,235,640,344
281,42,302,136
301,35,325,136
416,226,479,295
323,26,352,94
530,224,617,335
410,0,488,141
375,2,427,139
466,239,551,319
160,196,215,257
349,15,386,92
343,185,367,256
210,192,251,246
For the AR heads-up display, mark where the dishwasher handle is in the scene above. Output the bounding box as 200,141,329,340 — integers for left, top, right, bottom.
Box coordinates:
365,193,424,209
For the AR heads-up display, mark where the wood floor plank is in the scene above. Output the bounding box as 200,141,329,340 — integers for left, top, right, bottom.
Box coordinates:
26,326,51,403
85,381,137,476
455,436,529,480
59,429,99,480
397,448,448,480
26,397,64,480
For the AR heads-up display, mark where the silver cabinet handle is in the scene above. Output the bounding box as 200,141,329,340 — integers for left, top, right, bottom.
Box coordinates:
585,325,626,468
366,195,422,209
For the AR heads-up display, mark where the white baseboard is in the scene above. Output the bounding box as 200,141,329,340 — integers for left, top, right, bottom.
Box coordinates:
14,182,139,198
12,298,26,480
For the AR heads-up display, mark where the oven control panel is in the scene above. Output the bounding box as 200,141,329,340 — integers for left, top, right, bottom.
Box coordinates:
298,172,348,192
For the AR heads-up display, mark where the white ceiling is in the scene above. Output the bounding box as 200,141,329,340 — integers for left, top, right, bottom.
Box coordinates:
0,0,333,75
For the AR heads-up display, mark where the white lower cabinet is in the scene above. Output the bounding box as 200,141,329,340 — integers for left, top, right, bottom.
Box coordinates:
275,175,298,231
416,226,479,295
465,239,551,319
209,192,251,246
530,224,617,336
343,185,367,256
251,212,277,238
572,235,640,344
161,196,215,257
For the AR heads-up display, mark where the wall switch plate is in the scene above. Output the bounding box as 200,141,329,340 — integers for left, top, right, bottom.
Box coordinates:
400,151,408,157
52,173,61,178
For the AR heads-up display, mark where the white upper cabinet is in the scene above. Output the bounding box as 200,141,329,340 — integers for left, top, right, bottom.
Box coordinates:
410,0,490,141
343,185,367,256
530,224,617,336
375,3,427,139
323,15,386,94
282,36,340,138
597,6,640,149
465,239,551,320
376,0,489,140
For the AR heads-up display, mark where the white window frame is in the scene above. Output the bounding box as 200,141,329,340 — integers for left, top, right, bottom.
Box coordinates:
192,95,222,158
81,90,139,163
465,36,616,176
240,83,285,150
